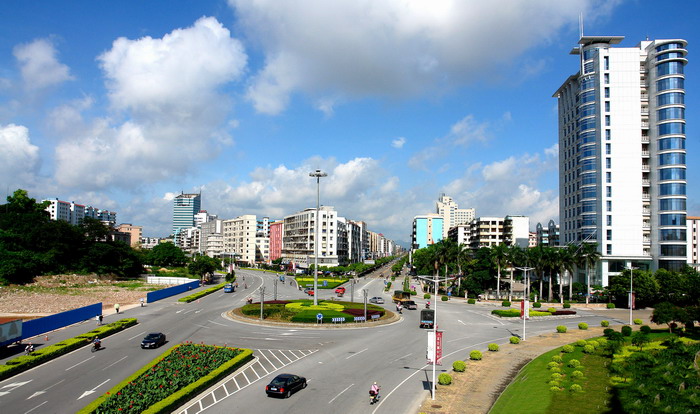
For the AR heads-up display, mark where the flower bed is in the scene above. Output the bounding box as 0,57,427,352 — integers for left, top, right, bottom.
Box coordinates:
240,299,385,323
79,343,253,414
294,277,348,289
491,309,558,317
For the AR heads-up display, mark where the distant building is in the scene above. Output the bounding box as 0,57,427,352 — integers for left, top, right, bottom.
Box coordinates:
44,198,115,227
282,206,340,268
269,220,284,262
115,224,143,247
536,220,560,247
223,215,257,266
172,192,201,241
688,216,700,266
529,232,538,248
412,214,443,250
436,194,475,239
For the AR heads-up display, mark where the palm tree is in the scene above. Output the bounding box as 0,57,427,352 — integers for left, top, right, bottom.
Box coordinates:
541,247,557,302
526,246,545,301
505,245,522,301
578,242,601,304
490,243,509,300
455,243,471,294
556,245,576,304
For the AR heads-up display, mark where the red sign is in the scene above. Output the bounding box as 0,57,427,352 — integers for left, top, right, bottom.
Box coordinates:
435,331,443,365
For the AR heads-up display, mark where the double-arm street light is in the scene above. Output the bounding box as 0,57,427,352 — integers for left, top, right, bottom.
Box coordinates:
515,266,534,341
310,169,327,306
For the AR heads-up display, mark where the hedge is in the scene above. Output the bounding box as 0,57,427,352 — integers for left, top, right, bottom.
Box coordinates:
0,318,138,382
467,298,476,304
488,343,499,352
438,373,452,385
469,350,483,360
600,320,609,327
509,336,520,344
606,303,616,309
178,283,226,303
556,325,567,333
78,344,253,414
452,360,466,372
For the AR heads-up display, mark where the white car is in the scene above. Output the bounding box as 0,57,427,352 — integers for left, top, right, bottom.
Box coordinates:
369,296,385,304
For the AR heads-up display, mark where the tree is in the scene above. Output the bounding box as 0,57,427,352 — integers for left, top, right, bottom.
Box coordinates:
505,245,522,301
631,331,650,351
556,245,576,303
490,243,508,300
147,242,187,267
578,243,600,304
654,268,689,306
188,255,220,282
650,302,687,332
607,269,659,308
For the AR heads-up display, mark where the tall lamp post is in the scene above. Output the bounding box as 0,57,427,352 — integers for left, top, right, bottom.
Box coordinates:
627,264,637,325
515,266,534,341
309,169,327,306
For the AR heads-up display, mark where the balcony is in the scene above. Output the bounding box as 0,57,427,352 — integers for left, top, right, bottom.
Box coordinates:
642,193,651,200
642,179,650,186
641,135,650,143
642,164,650,172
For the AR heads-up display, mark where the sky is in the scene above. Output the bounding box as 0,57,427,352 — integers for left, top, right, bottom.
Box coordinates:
1,0,699,246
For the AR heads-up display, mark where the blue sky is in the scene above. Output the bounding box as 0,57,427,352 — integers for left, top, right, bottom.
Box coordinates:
1,0,698,245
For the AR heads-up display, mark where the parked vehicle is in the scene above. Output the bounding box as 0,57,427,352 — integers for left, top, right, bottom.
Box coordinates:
419,309,435,328
265,373,307,398
403,300,417,310
369,296,385,304
141,332,166,349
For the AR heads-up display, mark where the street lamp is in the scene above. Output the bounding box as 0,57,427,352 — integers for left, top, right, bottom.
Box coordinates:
309,169,327,306
627,264,637,325
515,266,534,341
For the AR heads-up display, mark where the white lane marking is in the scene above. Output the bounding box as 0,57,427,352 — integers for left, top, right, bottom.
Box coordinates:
66,356,94,371
77,378,110,400
208,320,228,327
457,319,466,325
27,379,65,399
128,331,147,340
345,348,368,360
193,324,210,329
391,353,412,362
0,380,33,397
328,383,354,404
23,400,47,414
102,355,128,371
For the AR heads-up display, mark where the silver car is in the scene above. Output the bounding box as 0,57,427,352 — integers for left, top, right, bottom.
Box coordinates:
369,296,384,304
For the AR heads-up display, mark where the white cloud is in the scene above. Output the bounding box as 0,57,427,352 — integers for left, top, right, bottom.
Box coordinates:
0,124,40,187
229,0,614,114
392,137,406,149
13,38,73,91
54,17,249,190
544,143,559,158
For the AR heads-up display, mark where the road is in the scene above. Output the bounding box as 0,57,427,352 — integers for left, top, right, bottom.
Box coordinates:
0,267,617,414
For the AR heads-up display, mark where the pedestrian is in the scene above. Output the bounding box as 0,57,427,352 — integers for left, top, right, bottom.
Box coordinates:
96,315,101,326
114,303,120,314
140,297,145,307
99,314,103,325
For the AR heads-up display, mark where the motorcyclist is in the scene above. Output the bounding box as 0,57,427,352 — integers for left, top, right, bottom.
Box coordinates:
93,336,101,350
25,342,34,355
369,382,381,404
426,301,431,309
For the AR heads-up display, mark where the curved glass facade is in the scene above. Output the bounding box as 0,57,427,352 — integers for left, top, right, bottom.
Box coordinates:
659,198,686,211
660,229,686,241
659,152,685,165
658,122,685,135
658,167,686,180
657,92,684,106
659,183,686,196
657,61,684,76
656,43,685,52
658,137,685,150
657,107,685,121
657,77,684,91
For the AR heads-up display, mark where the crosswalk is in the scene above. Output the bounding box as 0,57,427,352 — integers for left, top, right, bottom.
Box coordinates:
178,349,318,414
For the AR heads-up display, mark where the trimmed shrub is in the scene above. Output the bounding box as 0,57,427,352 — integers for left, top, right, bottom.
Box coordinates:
550,373,563,381
547,361,560,369
606,303,616,309
548,380,561,387
551,355,563,363
583,344,595,354
575,339,587,347
603,328,615,337
509,336,520,344
587,340,599,349
556,325,567,333
563,302,571,309
621,325,633,336
452,360,466,372
410,290,417,295
571,370,584,379
568,359,581,368
562,345,574,353
550,386,562,392
551,310,577,316
501,300,512,307
467,298,476,304
547,307,557,313
179,283,226,303
423,293,431,299
533,302,542,308
550,367,561,374
633,318,643,325
578,322,589,330
441,295,449,301
601,320,610,327
469,350,483,360
570,384,583,392
596,338,608,347
488,343,499,352
640,325,652,334
438,373,452,385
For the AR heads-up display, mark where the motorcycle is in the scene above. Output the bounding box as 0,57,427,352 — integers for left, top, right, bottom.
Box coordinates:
369,390,379,405
91,341,101,352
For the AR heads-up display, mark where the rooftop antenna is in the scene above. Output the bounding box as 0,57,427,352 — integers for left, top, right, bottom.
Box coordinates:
579,13,584,38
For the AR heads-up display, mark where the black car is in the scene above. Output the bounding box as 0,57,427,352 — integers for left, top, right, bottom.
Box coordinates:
265,373,307,398
141,332,166,349
403,300,417,310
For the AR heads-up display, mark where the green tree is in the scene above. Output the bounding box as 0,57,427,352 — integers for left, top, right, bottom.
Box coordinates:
650,302,686,332
630,331,650,351
147,242,187,267
188,255,221,282
490,243,508,300
577,243,600,304
607,269,659,308
654,268,689,305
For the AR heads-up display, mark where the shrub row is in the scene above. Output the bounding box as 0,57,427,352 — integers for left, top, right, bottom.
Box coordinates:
178,283,226,303
0,318,138,381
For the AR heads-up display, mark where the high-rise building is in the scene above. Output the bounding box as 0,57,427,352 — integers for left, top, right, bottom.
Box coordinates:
281,206,340,268
411,214,443,250
222,215,257,266
436,194,475,239
172,192,201,239
554,36,688,286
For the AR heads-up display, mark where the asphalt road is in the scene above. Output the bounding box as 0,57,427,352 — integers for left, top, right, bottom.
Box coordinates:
0,267,619,414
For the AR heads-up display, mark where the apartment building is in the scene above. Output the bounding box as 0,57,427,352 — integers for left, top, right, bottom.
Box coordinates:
435,194,475,239
223,215,257,266
281,206,340,268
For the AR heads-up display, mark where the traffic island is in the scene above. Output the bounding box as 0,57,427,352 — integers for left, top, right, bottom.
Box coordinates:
226,299,399,329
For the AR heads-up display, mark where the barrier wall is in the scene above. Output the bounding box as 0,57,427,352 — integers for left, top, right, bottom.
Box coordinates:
147,280,199,303
21,303,102,340
146,276,194,285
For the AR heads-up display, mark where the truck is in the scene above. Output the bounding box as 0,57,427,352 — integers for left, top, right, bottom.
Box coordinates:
392,290,411,304
419,309,435,329
0,318,23,348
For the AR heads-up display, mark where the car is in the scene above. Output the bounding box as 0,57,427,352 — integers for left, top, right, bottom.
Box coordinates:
223,283,233,293
369,296,384,304
403,300,417,310
304,288,315,296
334,286,346,294
141,332,166,349
265,373,307,398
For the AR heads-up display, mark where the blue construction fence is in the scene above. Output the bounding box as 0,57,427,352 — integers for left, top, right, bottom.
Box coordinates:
21,302,102,340
147,280,200,303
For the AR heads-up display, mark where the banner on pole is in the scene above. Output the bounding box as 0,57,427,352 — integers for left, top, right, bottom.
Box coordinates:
436,331,443,365
427,331,435,363
522,300,530,319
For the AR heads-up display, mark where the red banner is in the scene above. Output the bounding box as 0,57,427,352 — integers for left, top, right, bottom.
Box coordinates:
436,331,443,365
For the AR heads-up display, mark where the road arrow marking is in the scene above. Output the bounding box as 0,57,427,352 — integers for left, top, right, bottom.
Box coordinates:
78,378,110,400
458,319,466,325
0,380,32,396
27,379,64,399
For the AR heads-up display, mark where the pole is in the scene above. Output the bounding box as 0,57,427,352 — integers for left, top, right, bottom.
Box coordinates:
431,273,437,400
629,265,633,325
259,286,265,320
309,169,326,306
363,289,368,321
274,279,277,301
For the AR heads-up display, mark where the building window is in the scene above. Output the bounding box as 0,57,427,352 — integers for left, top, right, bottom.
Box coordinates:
607,215,612,226
606,244,612,255
604,73,610,84
607,230,612,240
604,56,609,70
605,101,610,112
606,186,612,197
604,87,610,98
606,158,611,168
606,171,611,183
605,115,611,126
606,129,611,140
606,143,611,154
607,200,612,211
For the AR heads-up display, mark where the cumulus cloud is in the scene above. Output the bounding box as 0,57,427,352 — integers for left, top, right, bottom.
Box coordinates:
54,17,248,190
0,124,40,187
392,137,406,149
229,0,613,114
13,38,73,91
